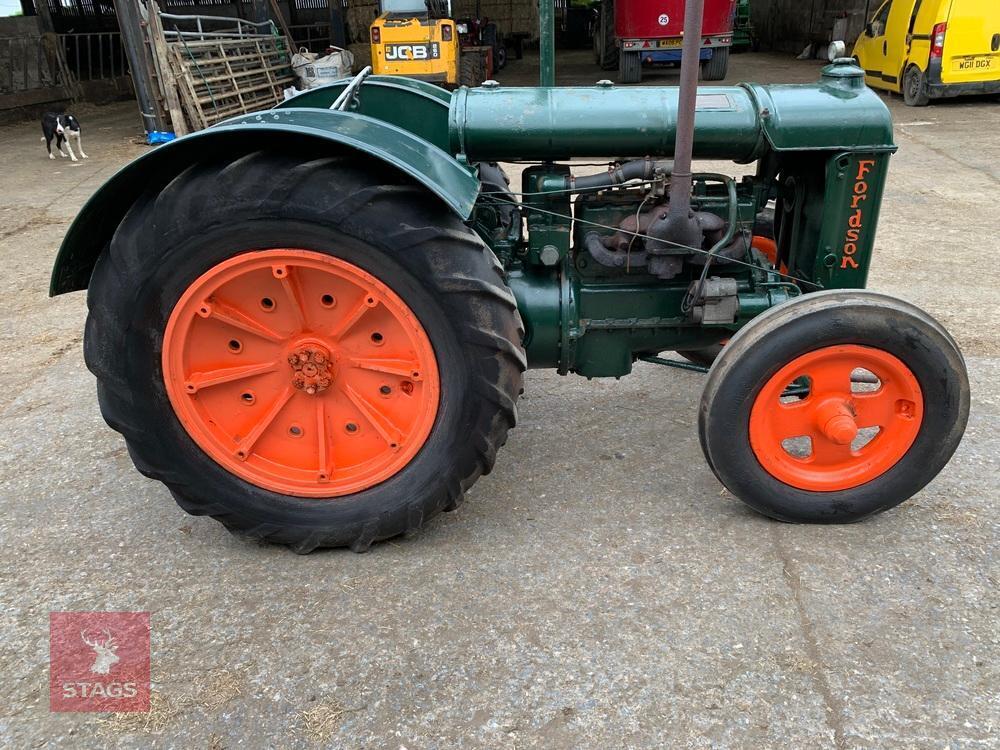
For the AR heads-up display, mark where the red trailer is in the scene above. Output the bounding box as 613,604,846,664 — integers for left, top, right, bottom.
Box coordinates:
594,0,736,83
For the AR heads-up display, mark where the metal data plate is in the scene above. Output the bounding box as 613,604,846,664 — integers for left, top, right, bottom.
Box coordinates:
695,93,734,111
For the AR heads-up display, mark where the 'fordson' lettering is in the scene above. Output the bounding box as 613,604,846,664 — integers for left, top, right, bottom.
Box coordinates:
841,159,875,270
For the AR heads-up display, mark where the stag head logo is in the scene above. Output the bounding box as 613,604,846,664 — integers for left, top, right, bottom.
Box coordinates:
80,628,120,675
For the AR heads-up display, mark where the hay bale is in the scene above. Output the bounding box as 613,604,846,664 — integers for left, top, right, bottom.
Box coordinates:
348,42,372,69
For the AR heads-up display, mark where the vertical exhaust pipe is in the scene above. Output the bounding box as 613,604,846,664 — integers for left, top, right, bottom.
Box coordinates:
648,0,707,271
668,0,705,217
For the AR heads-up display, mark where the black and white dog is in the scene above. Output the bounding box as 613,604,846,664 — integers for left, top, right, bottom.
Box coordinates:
41,112,88,162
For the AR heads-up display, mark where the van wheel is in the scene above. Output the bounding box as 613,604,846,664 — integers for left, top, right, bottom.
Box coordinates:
903,65,930,106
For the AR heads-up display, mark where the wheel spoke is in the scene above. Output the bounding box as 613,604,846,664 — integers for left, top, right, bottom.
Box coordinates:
349,356,422,379
276,265,308,331
329,295,373,341
809,435,855,465
236,386,295,459
773,400,816,440
852,391,898,429
343,383,403,445
316,400,333,481
185,360,279,393
807,364,852,397
206,297,284,342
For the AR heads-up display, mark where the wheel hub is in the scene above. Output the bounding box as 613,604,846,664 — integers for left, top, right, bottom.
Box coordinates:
288,343,334,394
813,398,859,446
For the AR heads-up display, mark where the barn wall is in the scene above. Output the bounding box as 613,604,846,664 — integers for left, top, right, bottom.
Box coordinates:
345,0,538,45
752,0,874,53
451,0,538,37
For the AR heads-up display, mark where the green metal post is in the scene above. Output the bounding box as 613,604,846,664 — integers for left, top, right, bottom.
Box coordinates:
539,0,555,87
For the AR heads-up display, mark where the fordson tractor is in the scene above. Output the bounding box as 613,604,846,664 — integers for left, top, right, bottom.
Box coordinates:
50,0,969,552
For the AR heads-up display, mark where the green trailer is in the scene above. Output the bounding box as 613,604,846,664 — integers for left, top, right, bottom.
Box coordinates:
50,2,969,552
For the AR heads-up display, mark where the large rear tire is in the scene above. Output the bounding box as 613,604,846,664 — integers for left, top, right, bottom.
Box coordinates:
699,291,969,523
84,152,525,552
596,0,618,71
459,50,487,87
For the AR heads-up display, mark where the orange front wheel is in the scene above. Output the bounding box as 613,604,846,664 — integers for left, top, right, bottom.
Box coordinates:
699,290,969,523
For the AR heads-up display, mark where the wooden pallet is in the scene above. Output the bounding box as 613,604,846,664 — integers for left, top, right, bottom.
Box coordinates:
166,36,295,130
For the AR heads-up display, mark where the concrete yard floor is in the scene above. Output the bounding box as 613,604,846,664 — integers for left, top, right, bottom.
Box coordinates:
0,51,997,748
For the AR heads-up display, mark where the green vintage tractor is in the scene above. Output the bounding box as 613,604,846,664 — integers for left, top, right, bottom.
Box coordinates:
51,2,969,552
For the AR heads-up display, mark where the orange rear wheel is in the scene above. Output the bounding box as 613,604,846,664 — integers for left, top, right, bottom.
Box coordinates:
748,345,923,492
85,153,524,551
162,249,440,497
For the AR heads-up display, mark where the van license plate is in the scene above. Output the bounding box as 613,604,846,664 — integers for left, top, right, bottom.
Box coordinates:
384,43,440,61
953,55,995,72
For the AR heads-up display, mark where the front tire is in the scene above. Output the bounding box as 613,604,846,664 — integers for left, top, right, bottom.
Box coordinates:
85,152,525,552
699,291,969,523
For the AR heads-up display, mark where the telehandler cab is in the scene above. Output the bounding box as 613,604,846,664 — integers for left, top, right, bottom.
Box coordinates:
50,0,969,552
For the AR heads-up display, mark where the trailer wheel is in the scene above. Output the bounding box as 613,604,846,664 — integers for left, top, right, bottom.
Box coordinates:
902,65,930,106
699,290,969,523
619,50,641,83
701,47,729,81
84,152,525,552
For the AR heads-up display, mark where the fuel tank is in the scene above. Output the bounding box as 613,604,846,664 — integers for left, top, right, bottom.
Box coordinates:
447,62,896,162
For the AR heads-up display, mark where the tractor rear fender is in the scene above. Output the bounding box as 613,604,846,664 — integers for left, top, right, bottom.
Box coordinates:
50,108,479,295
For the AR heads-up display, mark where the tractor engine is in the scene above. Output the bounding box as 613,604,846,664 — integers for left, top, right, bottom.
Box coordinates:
452,70,894,378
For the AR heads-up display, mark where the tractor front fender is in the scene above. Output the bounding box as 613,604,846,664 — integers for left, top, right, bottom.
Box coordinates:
50,108,479,295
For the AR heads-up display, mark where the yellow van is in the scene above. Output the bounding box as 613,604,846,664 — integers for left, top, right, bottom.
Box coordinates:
853,0,1000,105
